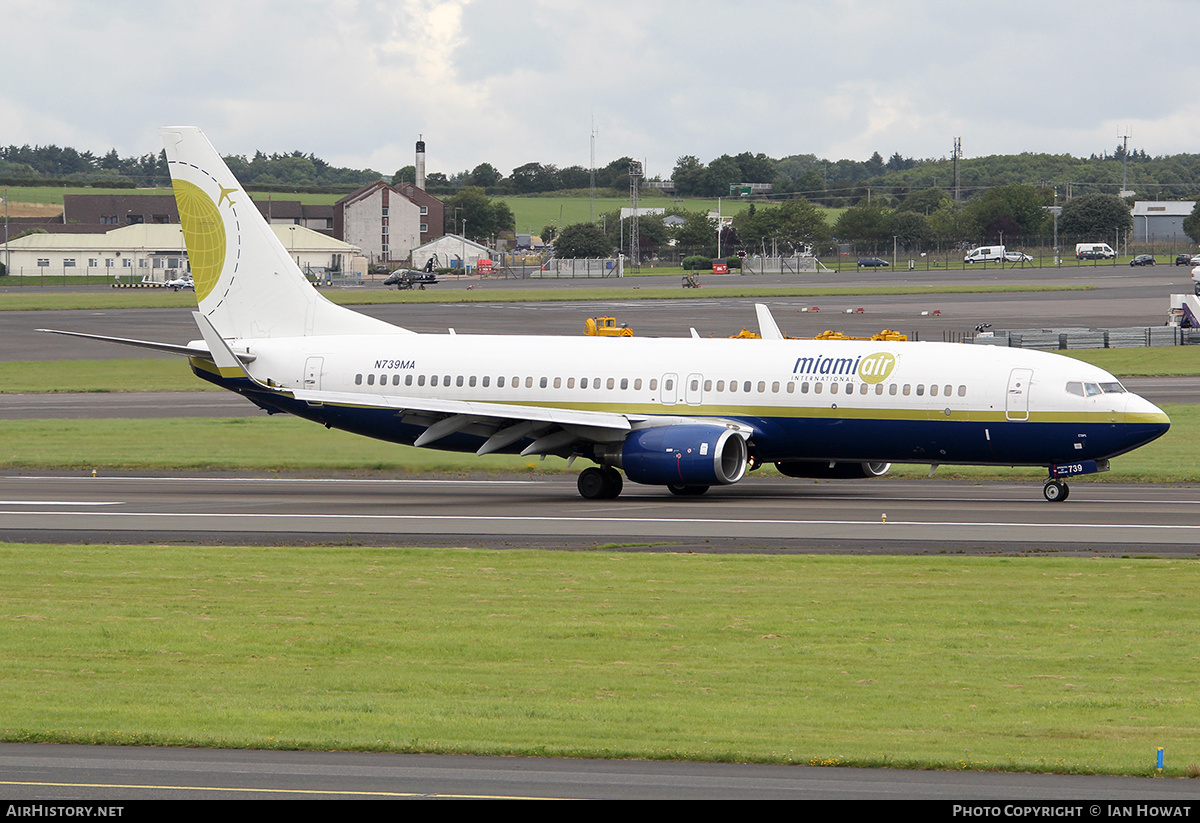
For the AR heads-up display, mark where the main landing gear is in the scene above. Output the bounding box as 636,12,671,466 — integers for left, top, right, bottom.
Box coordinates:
1043,479,1070,502
577,466,623,499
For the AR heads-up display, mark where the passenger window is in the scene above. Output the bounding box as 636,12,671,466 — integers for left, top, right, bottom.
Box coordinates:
903,384,911,396
553,377,561,389
526,377,534,389
717,380,725,391
405,374,414,387
469,376,477,387
786,382,795,394
622,378,629,390
875,384,884,395
814,382,822,394
830,383,839,395
418,375,426,386
540,377,548,388
634,379,643,390
649,379,658,391
482,376,489,387
607,378,615,390
861,384,869,395
581,377,589,389
957,385,966,397
772,381,780,393
704,380,712,391
567,377,575,389
367,374,375,386
916,384,925,396
729,380,738,393
930,385,939,397
355,374,363,385
757,381,766,393
800,382,809,394
430,375,438,387
497,376,505,388
944,385,952,397
456,375,464,387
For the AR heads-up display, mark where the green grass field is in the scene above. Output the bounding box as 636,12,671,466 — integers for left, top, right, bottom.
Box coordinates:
2,544,1196,774
0,283,1094,312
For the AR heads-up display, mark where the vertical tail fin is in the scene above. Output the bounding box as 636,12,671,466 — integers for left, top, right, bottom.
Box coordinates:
161,126,407,340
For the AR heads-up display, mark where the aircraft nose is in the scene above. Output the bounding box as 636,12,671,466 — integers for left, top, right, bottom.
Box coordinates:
1123,392,1170,444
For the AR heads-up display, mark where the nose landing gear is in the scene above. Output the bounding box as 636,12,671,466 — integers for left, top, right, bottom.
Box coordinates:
1043,479,1070,502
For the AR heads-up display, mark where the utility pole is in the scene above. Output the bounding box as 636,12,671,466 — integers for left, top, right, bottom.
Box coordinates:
589,116,596,224
952,137,962,203
1118,127,1133,198
628,160,642,270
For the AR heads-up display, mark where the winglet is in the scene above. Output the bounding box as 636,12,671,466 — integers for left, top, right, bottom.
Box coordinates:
755,304,784,340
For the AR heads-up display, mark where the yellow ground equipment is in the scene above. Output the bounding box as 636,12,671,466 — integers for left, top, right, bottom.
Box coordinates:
585,317,634,337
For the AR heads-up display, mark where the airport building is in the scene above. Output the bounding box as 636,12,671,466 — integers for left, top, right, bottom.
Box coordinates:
2,223,359,278
411,233,491,271
1131,200,1197,244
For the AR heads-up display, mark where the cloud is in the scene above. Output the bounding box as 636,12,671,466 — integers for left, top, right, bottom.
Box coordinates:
2,0,1198,176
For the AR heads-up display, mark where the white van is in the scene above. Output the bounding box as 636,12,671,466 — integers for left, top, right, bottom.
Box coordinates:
964,245,1005,264
1075,243,1116,259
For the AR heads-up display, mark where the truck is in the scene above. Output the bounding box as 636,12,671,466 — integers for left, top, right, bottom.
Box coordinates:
964,245,1006,264
1075,242,1116,260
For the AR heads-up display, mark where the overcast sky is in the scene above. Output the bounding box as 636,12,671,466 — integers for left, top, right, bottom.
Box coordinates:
4,0,1198,180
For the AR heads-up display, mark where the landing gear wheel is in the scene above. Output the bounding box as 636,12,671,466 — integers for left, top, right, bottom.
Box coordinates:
578,467,623,500
667,483,710,497
1043,480,1069,502
602,467,623,499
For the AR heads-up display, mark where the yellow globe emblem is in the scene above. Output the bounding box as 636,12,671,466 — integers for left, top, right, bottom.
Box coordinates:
857,352,897,385
172,179,226,302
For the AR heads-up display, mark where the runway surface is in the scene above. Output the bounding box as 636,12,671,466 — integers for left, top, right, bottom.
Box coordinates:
2,743,1195,800
4,270,1200,798
3,473,1198,554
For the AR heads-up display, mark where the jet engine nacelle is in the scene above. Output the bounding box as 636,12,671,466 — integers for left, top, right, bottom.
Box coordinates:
775,461,891,479
615,425,749,487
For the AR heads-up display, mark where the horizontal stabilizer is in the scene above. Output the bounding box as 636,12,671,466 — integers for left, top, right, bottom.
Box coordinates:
37,328,216,359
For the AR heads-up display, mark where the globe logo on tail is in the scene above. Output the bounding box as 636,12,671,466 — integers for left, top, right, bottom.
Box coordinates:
171,179,226,302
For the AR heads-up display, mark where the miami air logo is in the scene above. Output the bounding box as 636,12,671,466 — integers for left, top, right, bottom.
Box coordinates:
793,351,897,384
857,352,897,384
171,179,227,302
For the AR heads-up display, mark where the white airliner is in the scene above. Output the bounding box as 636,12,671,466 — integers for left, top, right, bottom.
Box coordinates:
42,127,1170,502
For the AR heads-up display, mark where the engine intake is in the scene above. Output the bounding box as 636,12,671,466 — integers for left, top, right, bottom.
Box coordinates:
613,425,749,487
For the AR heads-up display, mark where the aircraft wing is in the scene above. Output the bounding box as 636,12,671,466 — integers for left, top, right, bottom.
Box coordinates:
290,385,645,455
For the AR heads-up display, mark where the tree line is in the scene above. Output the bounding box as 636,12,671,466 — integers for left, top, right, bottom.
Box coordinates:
9,140,1200,205
551,187,1200,260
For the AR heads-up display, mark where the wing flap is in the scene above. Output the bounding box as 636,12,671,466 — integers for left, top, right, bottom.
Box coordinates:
290,387,635,435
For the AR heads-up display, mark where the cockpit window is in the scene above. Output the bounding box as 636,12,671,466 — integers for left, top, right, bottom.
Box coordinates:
1066,381,1084,397
1100,382,1126,393
1084,382,1102,397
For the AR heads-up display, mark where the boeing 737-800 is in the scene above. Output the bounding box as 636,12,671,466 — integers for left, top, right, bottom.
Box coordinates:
42,127,1170,502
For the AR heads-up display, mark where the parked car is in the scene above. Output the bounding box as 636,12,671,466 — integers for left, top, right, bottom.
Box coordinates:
1004,251,1033,263
1079,249,1110,260
857,257,890,268
1130,254,1156,267
1175,254,1195,266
